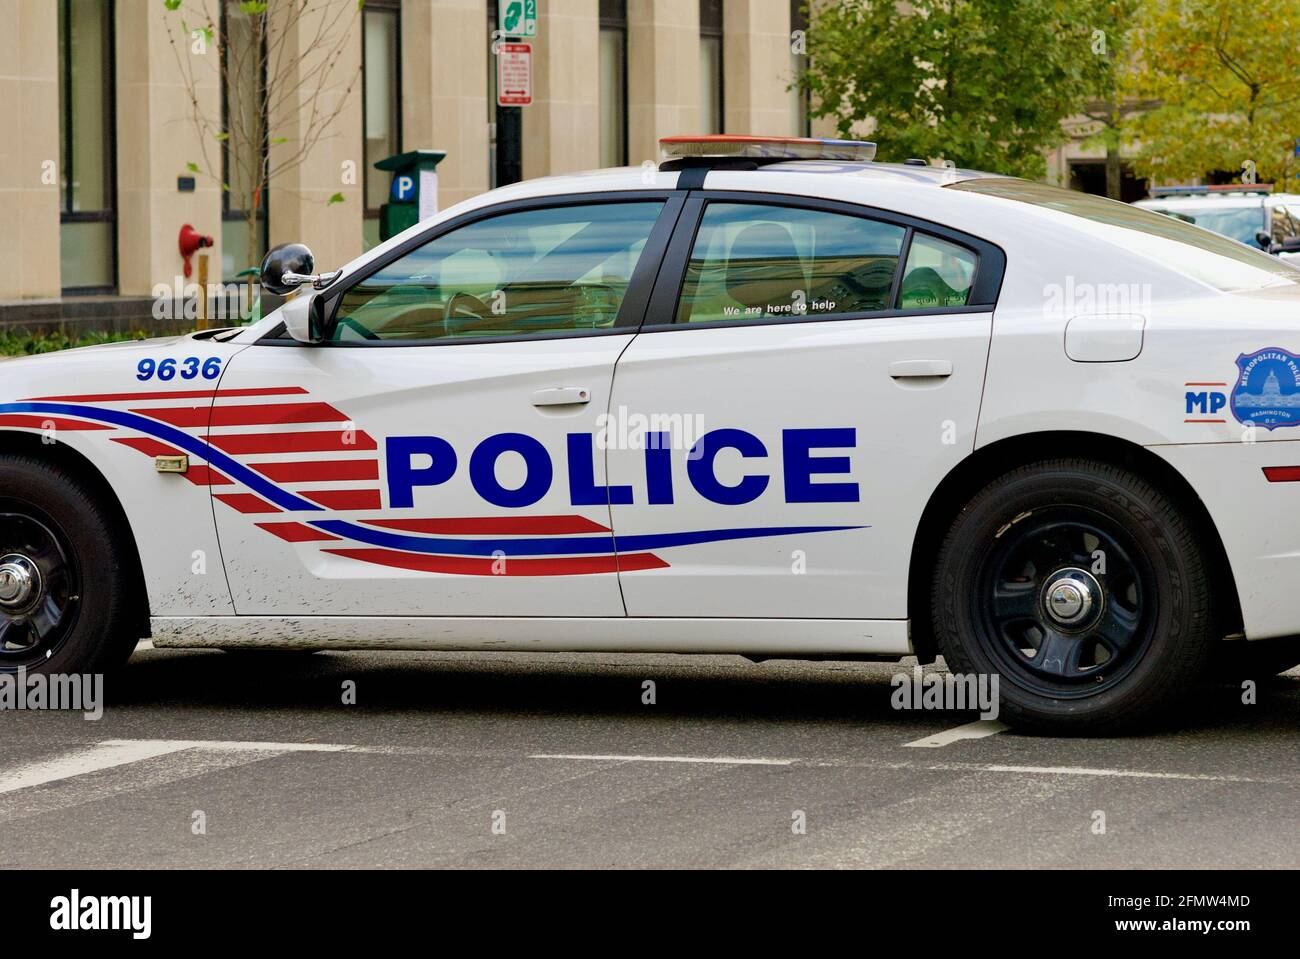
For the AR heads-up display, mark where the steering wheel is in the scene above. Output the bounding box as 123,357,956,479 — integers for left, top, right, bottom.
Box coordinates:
443,291,494,338
333,316,381,341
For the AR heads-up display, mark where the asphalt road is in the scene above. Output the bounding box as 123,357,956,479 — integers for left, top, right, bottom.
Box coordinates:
1,644,1298,869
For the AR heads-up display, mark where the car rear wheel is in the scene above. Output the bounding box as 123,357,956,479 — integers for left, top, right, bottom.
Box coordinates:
0,455,140,675
932,458,1216,734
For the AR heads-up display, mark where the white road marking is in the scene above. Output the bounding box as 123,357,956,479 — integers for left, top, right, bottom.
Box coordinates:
0,740,194,795
975,763,1253,782
903,719,1009,748
100,738,356,753
528,753,795,766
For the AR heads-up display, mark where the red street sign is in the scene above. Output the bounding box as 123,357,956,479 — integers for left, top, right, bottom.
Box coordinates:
497,42,533,107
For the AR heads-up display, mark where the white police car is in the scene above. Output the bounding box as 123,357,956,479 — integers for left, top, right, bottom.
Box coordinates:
1135,185,1300,264
4,135,1300,733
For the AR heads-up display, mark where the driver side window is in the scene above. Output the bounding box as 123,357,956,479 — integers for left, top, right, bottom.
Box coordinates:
329,201,665,343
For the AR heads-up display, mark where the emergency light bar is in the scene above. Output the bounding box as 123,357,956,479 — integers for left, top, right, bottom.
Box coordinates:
660,135,877,164
1150,184,1273,196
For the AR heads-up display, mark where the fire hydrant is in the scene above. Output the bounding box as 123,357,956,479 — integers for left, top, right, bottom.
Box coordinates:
178,224,214,279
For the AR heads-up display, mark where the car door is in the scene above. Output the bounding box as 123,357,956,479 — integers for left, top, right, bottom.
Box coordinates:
606,193,1003,619
213,194,681,616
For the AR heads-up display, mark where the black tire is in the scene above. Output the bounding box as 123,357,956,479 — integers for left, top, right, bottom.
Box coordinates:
1211,639,1300,682
0,455,140,675
931,458,1216,734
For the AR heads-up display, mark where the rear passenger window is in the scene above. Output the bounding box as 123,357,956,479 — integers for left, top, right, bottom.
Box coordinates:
676,203,906,324
898,234,978,310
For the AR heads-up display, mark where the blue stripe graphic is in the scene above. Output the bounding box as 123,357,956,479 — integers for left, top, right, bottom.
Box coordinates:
310,520,863,558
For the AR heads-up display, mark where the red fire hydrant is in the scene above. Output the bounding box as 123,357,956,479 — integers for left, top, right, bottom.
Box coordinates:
178,224,214,279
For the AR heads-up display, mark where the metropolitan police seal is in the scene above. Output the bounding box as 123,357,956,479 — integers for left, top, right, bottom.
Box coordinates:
1231,347,1300,430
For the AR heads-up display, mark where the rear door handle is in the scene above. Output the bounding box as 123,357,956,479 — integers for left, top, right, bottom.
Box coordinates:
889,359,953,379
531,386,592,407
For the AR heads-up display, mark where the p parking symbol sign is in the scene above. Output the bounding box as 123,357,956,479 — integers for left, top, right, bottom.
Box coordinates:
392,175,416,203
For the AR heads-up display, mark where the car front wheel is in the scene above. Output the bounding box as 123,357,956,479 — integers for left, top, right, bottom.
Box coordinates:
0,455,140,675
932,458,1216,734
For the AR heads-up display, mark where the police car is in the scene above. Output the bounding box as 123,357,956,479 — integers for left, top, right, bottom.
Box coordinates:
1135,185,1300,264
3,135,1300,733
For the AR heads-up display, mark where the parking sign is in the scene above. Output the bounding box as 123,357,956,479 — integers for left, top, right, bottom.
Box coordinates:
499,0,538,38
497,43,533,107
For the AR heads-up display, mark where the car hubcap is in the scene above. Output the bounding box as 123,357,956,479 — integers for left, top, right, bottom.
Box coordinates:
1041,567,1103,629
0,554,40,612
975,511,1152,696
0,510,79,667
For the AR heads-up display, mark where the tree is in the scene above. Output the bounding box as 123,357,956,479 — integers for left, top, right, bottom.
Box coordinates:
798,0,1109,178
162,0,362,271
1128,0,1300,187
1074,0,1156,199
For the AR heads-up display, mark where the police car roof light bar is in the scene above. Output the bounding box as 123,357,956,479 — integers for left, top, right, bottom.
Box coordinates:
659,135,877,171
1150,184,1274,196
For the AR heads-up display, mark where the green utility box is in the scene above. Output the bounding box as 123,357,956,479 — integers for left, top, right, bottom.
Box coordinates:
375,150,447,241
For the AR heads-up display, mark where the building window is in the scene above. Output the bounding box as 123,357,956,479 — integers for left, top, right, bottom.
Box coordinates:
599,0,628,167
57,0,117,294
363,0,401,250
791,0,810,136
700,0,724,135
221,0,268,280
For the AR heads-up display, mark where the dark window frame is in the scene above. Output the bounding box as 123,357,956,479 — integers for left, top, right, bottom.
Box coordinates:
59,0,118,296
220,0,269,271
700,0,725,135
362,0,403,223
599,0,629,167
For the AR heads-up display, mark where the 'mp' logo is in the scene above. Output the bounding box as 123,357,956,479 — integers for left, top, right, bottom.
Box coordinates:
1185,390,1227,418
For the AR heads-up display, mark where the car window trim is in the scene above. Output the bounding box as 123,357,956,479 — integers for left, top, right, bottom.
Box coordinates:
638,189,1006,334
256,191,687,348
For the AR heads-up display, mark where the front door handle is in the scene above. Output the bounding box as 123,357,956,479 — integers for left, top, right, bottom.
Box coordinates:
889,359,953,379
532,386,592,407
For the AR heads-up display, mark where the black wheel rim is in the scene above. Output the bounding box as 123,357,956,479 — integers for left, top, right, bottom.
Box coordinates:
972,507,1154,698
0,506,80,669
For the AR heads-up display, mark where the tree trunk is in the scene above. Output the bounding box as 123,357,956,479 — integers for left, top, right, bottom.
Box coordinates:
1105,145,1123,200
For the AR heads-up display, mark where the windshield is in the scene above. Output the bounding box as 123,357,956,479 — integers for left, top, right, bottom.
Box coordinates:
1145,204,1266,245
950,178,1300,292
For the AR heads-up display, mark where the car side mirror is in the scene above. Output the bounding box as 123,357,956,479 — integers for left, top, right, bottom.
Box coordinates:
1255,231,1274,251
261,243,315,295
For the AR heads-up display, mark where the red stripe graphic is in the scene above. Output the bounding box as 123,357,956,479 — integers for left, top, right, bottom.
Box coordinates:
1263,466,1300,483
208,430,377,454
256,522,342,543
301,489,383,511
112,437,184,457
0,415,113,431
324,548,668,576
183,465,233,487
215,493,282,514
251,460,379,483
139,402,349,428
363,515,612,535
25,387,308,402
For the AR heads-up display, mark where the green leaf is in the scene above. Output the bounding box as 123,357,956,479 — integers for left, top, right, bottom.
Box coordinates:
270,137,288,145
214,132,229,142
164,0,182,11
328,193,345,205
186,161,200,173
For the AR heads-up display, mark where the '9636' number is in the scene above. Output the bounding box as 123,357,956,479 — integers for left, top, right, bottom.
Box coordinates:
137,357,222,382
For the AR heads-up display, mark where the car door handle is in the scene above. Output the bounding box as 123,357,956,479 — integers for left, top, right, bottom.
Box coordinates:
531,387,592,407
889,360,953,379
